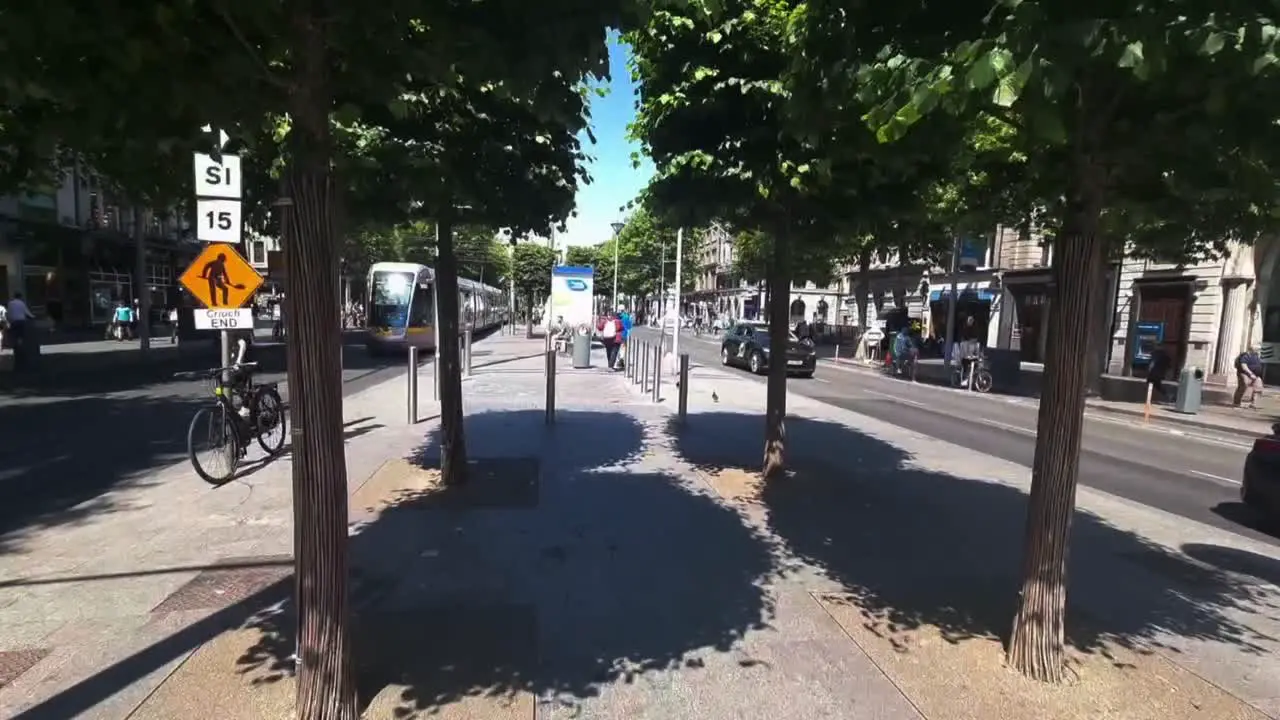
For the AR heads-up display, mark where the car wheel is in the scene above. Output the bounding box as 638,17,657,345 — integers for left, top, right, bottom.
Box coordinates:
795,371,814,379
749,352,763,374
721,347,731,366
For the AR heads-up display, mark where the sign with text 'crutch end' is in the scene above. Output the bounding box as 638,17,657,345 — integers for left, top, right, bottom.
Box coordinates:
193,153,242,199
194,308,255,330
196,198,243,244
180,243,263,310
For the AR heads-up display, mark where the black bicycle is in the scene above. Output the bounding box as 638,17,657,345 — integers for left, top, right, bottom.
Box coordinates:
177,362,288,485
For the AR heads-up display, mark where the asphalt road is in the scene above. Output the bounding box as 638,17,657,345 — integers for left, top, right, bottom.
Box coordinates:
632,327,1277,547
0,338,426,542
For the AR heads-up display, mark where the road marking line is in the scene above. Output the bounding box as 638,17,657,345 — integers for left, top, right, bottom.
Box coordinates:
860,388,929,408
1190,469,1240,485
814,377,831,383
974,417,1036,436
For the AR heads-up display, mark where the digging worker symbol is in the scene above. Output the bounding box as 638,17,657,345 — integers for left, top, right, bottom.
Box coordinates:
200,252,245,306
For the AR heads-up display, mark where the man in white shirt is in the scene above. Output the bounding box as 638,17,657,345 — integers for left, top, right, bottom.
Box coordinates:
6,293,31,341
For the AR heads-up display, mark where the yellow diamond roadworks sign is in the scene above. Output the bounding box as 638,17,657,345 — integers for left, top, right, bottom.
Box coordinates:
179,243,263,309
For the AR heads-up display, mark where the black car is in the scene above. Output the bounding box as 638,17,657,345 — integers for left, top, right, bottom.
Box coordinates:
1242,424,1280,515
720,321,816,378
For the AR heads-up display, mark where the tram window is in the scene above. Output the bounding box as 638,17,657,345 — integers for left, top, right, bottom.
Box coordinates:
409,285,433,326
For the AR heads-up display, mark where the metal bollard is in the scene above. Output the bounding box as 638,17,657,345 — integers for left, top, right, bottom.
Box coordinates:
677,352,689,421
544,349,556,425
640,341,650,391
652,342,662,402
431,343,439,400
407,346,419,424
633,342,644,385
464,328,473,377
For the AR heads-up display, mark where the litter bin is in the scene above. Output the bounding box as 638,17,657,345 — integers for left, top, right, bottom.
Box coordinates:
572,330,592,369
1173,365,1204,414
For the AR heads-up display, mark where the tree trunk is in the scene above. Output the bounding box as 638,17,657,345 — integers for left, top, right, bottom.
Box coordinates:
285,6,356,718
434,214,469,485
1007,167,1106,683
133,207,151,352
762,231,792,481
525,294,535,338
855,249,871,330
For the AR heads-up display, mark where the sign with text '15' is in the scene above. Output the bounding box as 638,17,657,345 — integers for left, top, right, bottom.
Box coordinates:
195,198,242,243
179,243,263,310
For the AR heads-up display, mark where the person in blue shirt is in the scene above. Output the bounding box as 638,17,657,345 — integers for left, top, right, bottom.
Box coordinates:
112,301,134,341
618,306,633,369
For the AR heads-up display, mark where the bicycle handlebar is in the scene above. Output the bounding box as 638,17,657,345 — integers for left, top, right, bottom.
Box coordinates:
172,361,259,381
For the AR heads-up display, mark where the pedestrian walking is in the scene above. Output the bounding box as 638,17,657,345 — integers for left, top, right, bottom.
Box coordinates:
1234,346,1265,409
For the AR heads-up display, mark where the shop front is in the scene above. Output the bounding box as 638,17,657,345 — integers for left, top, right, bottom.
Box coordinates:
929,286,996,346
997,268,1053,364
4,218,198,330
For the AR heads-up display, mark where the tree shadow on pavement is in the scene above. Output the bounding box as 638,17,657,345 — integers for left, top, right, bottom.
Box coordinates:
661,410,1280,662
1182,543,1280,589
0,393,207,555
231,409,778,717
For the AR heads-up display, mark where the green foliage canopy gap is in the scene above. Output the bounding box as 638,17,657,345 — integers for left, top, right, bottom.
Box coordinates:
346,222,511,285
800,0,1280,255
607,205,700,299
511,242,558,306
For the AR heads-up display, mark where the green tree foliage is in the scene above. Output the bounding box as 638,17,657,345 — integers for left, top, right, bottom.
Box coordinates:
345,222,510,287
796,0,1280,681
564,245,600,268
511,242,558,311
609,205,699,301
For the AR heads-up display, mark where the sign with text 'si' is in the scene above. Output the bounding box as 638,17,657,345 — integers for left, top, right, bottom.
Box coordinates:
193,151,243,244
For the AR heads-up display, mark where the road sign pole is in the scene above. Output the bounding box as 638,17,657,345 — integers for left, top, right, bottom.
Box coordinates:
220,330,232,384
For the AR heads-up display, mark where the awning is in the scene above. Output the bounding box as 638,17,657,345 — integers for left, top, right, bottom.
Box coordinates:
930,288,996,302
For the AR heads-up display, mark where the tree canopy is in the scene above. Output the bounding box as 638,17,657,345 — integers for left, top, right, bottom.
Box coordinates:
511,242,558,307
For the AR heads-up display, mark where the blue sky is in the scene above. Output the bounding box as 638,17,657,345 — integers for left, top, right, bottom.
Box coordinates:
557,33,655,248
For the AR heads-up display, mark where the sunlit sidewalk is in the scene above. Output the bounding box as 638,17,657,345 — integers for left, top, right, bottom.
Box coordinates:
3,329,1277,719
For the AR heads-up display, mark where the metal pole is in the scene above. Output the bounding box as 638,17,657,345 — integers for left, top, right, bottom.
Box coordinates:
544,349,556,425
672,227,683,374
612,238,620,311
659,241,666,318
463,327,473,377
220,330,231,384
432,271,441,400
640,341,649,390
407,346,419,423
652,342,662,402
944,235,961,368
678,352,689,421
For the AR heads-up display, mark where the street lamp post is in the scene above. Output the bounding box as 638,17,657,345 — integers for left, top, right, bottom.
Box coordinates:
611,221,625,310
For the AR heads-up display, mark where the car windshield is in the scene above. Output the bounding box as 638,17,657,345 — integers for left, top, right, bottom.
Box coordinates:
748,326,799,343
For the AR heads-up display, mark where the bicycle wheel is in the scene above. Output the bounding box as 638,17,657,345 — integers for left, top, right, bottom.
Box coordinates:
187,406,239,485
254,388,288,455
973,369,994,393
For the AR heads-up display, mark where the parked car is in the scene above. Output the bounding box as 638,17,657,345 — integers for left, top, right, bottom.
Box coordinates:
720,321,816,378
1242,424,1280,516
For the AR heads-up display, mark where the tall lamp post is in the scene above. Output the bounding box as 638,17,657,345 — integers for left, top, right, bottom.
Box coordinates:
610,221,625,310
